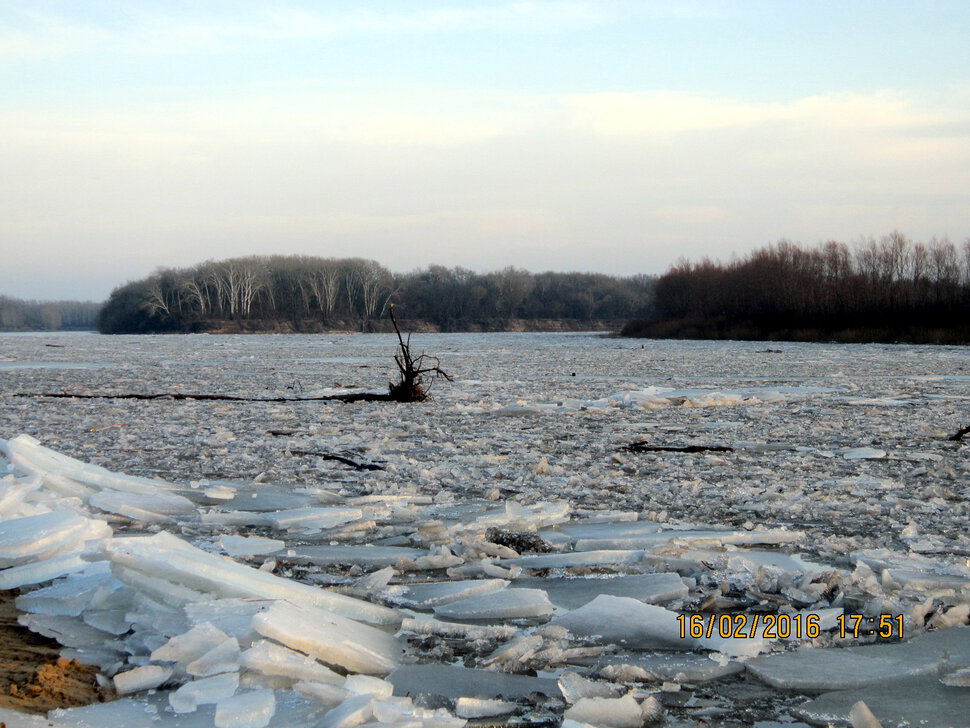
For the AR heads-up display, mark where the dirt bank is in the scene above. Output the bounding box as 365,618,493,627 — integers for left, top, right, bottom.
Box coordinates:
0,591,112,715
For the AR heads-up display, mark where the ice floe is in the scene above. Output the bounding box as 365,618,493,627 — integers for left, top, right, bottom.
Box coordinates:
2,333,969,726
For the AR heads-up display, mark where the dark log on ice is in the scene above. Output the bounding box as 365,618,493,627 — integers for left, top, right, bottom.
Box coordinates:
288,450,386,471
951,424,970,442
14,391,394,403
621,442,734,454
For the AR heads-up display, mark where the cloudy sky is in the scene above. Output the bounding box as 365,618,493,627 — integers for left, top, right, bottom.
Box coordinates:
3,1,969,301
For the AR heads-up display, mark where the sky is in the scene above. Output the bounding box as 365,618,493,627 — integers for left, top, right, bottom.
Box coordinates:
2,1,969,302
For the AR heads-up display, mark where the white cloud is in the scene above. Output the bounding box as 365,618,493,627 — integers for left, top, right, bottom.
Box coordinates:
0,2,610,58
562,89,950,137
2,84,968,300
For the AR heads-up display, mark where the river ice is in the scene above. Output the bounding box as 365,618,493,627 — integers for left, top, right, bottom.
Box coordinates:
0,331,968,727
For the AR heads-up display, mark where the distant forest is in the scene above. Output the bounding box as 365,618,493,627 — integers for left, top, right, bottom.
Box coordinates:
97,256,656,334
0,296,101,332
623,233,970,344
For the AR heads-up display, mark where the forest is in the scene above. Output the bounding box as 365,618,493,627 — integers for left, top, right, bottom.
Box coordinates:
623,233,970,344
96,256,656,334
0,296,101,332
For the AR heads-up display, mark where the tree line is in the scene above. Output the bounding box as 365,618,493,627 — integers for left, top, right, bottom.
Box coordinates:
96,255,656,334
0,296,101,331
622,232,970,343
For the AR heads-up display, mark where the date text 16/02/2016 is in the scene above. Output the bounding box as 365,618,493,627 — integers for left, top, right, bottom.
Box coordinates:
676,613,905,640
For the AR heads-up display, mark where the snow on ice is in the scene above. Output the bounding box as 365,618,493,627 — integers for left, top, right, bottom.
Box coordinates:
1,332,969,727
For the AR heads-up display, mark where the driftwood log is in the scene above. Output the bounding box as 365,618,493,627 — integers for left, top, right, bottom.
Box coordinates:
620,442,734,454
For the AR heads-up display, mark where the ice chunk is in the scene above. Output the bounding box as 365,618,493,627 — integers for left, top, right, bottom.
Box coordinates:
558,670,625,704
564,695,644,728
513,573,688,609
113,664,173,694
251,601,402,675
573,528,804,551
842,447,887,460
794,673,970,727
18,613,113,649
266,507,362,532
186,636,241,677
214,689,275,728
392,578,509,608
112,564,209,607
483,634,543,667
473,501,570,530
747,644,942,691
0,509,90,567
343,674,394,697
82,608,131,634
434,588,554,620
169,672,240,713
554,595,698,650
219,535,285,557
103,532,399,626
201,511,273,527
5,434,181,495
599,651,744,683
317,693,377,728
454,696,517,718
292,544,426,567
0,475,40,516
941,667,970,687
88,491,196,518
294,680,350,706
14,563,118,616
399,617,518,640
849,700,884,728
224,491,316,511
152,623,232,664
241,640,345,685
184,598,274,639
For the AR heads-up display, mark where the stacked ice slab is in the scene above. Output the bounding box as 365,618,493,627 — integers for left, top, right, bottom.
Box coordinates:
9,433,968,726
0,436,454,728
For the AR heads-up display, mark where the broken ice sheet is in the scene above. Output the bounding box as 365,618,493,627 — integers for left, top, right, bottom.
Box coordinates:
0,509,92,567
290,544,426,567
389,578,509,608
169,672,240,713
102,531,399,626
553,595,771,658
241,640,345,685
841,447,887,460
266,506,363,532
88,491,197,518
213,689,275,728
747,646,939,692
751,626,970,692
14,562,118,616
218,535,285,557
597,651,745,683
512,573,689,609
251,600,402,675
433,587,554,620
793,673,970,728
113,664,174,695
564,694,645,728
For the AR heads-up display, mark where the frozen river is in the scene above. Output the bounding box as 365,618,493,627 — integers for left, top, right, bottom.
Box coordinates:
1,331,969,727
